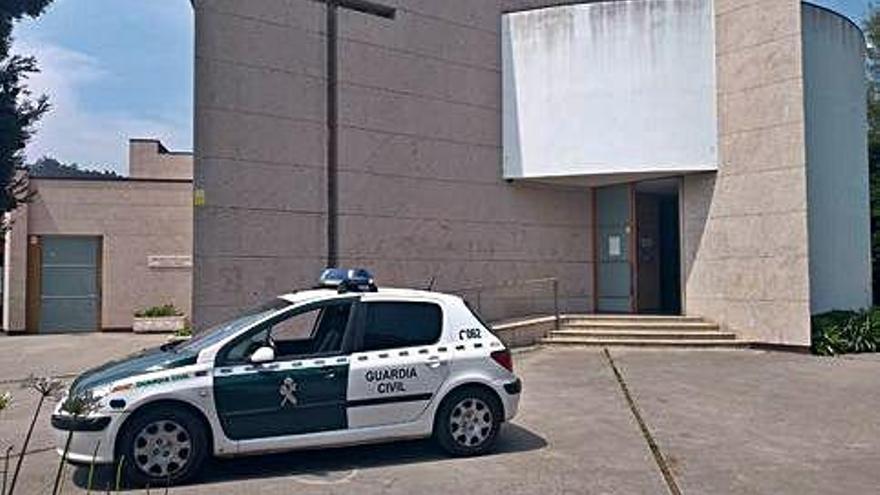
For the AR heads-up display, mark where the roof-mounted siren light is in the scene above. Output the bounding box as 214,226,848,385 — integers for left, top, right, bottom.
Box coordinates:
318,268,378,293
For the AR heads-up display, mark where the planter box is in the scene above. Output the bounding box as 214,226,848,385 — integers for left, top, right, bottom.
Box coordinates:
133,316,186,334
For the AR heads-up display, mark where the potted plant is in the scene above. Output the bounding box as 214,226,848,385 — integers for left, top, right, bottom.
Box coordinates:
132,304,186,334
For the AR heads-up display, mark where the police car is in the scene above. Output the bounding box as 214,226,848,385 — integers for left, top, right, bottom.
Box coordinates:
52,269,521,486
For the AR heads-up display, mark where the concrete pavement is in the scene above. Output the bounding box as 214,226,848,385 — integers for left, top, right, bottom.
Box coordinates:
1,334,879,494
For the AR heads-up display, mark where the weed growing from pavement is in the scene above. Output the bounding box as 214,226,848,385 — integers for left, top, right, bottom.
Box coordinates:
7,375,64,495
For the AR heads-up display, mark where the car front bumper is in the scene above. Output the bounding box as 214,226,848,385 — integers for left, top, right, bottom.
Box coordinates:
52,412,121,465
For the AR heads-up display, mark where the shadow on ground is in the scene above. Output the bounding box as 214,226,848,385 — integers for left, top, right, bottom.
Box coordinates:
70,423,546,491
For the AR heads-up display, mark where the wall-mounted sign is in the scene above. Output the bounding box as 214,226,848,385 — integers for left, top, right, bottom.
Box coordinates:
148,255,192,269
609,236,622,257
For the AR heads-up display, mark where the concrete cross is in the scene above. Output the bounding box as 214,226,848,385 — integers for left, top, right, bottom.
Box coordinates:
311,0,396,267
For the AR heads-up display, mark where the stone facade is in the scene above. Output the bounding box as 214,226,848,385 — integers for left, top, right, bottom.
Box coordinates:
193,0,597,328
192,0,870,347
682,0,813,346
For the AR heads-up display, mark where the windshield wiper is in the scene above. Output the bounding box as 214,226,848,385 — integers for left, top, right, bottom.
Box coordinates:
159,340,183,352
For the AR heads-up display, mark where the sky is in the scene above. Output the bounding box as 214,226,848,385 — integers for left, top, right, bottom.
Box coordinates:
6,0,870,175
12,0,193,175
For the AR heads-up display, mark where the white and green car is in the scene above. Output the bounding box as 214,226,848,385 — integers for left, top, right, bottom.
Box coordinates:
52,270,521,486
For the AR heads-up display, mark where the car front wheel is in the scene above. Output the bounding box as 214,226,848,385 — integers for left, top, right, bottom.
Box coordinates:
116,406,208,487
434,387,502,456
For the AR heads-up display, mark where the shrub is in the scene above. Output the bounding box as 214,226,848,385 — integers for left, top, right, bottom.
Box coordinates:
812,308,880,356
175,322,193,338
135,304,182,318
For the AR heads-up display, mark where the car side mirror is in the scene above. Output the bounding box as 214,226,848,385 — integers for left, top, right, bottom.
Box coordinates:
249,346,275,364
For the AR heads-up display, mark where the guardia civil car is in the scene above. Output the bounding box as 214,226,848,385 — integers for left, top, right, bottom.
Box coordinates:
52,269,521,486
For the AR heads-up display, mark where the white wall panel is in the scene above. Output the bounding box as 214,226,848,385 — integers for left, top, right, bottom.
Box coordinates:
502,0,718,180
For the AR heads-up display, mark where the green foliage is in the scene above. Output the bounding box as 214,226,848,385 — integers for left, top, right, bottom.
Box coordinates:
0,0,54,217
867,6,880,303
135,304,183,318
59,390,100,417
811,308,880,356
0,391,10,412
28,156,119,179
175,322,193,338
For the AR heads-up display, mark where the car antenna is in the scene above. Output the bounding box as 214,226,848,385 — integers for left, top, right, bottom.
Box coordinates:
426,275,437,291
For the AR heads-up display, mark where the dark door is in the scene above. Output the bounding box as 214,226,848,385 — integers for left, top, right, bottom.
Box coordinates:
213,299,356,441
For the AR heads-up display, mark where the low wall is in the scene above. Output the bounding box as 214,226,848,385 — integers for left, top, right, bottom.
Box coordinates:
491,316,557,348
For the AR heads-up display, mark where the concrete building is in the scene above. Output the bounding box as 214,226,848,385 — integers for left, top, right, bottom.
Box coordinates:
2,139,193,333
192,0,871,347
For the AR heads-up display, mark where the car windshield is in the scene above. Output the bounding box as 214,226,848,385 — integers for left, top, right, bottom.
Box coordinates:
174,299,292,354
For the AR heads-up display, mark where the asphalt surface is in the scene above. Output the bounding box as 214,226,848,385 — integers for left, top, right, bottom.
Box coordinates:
1,334,879,494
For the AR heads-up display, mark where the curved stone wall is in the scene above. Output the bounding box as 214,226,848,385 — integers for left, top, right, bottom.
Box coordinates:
802,3,872,313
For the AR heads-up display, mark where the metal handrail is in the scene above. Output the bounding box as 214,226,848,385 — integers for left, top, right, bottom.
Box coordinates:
451,277,560,330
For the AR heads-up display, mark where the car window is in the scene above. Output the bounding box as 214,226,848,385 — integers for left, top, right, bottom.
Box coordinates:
360,302,442,352
218,300,355,364
176,299,290,354
222,327,269,364
272,308,321,342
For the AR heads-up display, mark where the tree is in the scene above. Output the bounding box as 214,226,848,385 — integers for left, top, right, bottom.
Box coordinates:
867,7,880,305
0,0,54,217
29,156,120,178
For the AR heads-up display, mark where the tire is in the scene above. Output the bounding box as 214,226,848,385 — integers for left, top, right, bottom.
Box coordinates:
434,387,503,456
116,405,209,488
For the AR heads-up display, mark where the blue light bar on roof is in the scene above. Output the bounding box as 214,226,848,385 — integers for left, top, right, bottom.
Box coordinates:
318,268,377,293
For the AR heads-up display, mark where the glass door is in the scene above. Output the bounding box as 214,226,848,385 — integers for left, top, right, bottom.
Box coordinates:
595,184,634,313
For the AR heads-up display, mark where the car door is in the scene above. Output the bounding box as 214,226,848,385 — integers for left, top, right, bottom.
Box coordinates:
347,300,450,429
213,298,357,441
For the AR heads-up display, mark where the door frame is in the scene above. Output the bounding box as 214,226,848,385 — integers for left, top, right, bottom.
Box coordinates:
592,178,684,315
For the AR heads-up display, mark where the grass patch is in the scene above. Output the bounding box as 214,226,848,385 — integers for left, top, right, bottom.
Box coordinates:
135,304,182,318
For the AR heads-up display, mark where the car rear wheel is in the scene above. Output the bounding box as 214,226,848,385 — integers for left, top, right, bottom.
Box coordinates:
434,387,502,456
117,406,208,487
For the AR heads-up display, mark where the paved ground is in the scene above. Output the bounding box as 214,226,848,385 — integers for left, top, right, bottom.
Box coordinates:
1,334,880,494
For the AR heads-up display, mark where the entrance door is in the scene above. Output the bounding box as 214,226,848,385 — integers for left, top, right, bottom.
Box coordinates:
213,299,355,441
595,185,634,313
39,236,101,333
635,179,682,314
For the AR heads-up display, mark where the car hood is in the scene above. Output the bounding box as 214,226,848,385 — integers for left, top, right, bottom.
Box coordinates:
70,346,198,397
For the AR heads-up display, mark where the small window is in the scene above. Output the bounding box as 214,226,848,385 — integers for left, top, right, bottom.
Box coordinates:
361,302,442,352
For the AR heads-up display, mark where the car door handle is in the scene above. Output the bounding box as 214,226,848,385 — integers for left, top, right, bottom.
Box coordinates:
320,367,337,379
251,363,279,372
426,356,445,369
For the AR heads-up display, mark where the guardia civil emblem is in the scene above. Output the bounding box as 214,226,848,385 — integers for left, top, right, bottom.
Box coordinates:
279,377,299,407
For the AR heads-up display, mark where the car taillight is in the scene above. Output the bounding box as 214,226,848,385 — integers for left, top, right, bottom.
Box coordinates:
491,350,514,373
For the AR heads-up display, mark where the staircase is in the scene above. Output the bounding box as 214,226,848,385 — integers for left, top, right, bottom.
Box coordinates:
541,315,746,348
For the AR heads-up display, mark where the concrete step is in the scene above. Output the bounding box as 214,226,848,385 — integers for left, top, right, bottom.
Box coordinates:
561,321,720,331
563,314,706,323
549,329,737,341
541,337,749,348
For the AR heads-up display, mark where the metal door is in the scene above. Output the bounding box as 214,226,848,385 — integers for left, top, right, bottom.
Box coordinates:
39,236,100,333
596,185,634,313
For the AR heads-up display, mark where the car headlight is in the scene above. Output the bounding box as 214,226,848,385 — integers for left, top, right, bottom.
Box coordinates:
60,387,108,416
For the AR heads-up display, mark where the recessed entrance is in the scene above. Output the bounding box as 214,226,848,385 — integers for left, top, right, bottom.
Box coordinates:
594,179,681,315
